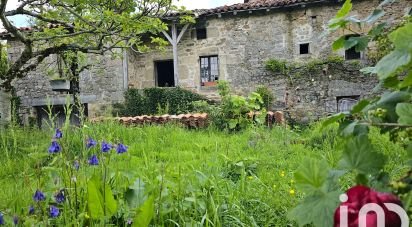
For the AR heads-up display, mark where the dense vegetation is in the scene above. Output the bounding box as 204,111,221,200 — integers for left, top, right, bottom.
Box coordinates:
113,88,205,116
0,122,406,226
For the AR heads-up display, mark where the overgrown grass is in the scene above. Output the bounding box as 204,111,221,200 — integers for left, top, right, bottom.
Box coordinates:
0,122,407,226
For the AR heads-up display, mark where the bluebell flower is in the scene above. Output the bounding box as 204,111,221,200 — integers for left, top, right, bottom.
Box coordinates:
73,160,80,171
49,206,59,218
116,143,128,154
88,155,99,165
86,138,97,149
101,141,112,153
13,216,18,225
54,128,63,139
33,190,46,202
28,206,35,215
55,190,65,204
0,212,4,225
48,141,61,153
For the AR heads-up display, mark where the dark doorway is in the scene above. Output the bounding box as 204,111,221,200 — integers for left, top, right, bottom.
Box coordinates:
155,60,175,87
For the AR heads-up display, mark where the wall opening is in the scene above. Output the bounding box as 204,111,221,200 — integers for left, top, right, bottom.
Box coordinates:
337,96,360,112
36,104,88,128
155,60,175,87
299,43,310,54
345,35,361,60
196,28,207,40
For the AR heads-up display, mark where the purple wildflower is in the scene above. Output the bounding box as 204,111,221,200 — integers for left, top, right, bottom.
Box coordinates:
55,190,65,204
13,216,18,225
88,155,99,165
127,219,133,225
48,141,61,153
0,212,4,225
54,128,63,139
49,206,59,218
73,160,80,171
33,190,46,202
86,138,97,149
28,206,35,215
116,143,128,154
101,141,112,153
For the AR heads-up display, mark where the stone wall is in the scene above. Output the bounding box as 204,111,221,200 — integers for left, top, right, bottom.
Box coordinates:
6,40,127,124
0,89,10,125
127,0,411,119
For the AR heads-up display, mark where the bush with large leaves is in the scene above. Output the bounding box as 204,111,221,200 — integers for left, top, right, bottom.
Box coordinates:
289,0,412,226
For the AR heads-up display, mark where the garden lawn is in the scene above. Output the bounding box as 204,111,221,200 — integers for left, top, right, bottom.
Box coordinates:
0,123,407,226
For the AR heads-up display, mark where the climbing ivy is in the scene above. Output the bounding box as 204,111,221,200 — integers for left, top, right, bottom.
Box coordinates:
264,55,347,76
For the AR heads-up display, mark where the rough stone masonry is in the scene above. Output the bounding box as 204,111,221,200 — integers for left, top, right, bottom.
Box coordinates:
127,0,411,121
1,0,411,125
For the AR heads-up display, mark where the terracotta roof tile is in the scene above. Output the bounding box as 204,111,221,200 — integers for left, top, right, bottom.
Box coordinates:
165,0,330,18
91,111,286,128
199,0,328,16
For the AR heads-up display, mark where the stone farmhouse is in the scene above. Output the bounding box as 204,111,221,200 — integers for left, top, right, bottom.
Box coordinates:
0,0,411,126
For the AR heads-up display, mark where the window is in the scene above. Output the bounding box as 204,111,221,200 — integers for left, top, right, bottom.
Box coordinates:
196,21,207,40
196,27,207,40
337,96,360,112
345,35,361,60
299,43,310,55
200,56,219,86
310,16,317,24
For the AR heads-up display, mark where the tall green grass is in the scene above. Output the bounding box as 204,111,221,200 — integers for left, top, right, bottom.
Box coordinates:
0,122,407,226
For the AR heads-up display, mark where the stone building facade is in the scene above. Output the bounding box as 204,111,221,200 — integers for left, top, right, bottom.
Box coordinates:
2,40,127,126
127,0,411,120
1,0,411,125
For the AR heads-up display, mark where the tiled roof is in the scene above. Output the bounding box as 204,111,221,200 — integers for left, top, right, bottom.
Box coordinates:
0,24,64,38
168,0,331,17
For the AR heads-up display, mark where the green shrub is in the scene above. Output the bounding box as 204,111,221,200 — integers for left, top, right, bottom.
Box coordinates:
255,85,275,110
193,81,264,131
264,59,289,74
113,87,205,116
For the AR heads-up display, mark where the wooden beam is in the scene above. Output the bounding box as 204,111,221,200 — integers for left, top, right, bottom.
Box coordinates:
161,23,190,87
171,23,179,86
177,24,189,44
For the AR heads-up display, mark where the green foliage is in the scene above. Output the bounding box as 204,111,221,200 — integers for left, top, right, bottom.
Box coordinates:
0,0,192,90
0,120,406,226
368,16,412,63
216,81,264,131
291,1,412,226
0,44,8,78
255,85,275,110
133,196,154,227
87,175,118,219
288,190,341,227
294,158,330,195
264,55,346,77
338,134,386,175
264,59,289,74
396,103,412,125
113,87,205,116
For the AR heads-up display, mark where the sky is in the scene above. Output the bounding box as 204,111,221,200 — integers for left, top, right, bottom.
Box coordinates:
0,0,243,30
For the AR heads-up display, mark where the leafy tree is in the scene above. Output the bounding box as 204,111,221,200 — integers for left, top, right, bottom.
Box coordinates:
0,0,188,90
289,0,412,226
